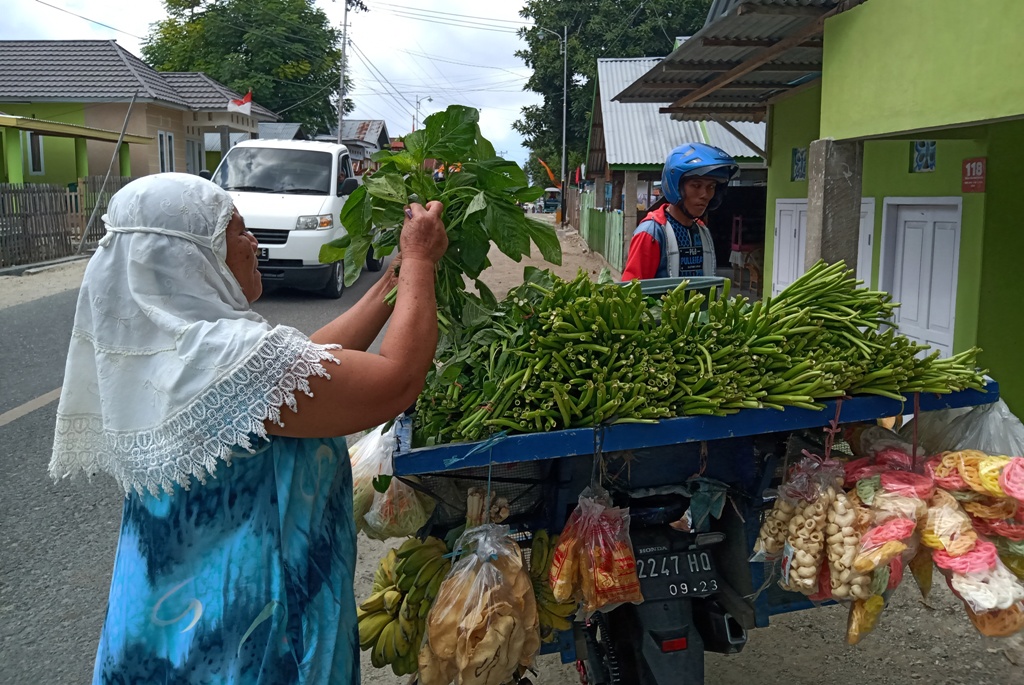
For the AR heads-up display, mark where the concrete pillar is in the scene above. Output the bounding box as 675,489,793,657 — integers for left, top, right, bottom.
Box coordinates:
74,137,88,179
118,143,131,177
3,128,24,184
805,138,863,270
219,125,231,158
623,170,638,254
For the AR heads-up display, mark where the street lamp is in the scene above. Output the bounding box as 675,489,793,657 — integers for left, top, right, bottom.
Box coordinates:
414,95,433,131
537,25,568,226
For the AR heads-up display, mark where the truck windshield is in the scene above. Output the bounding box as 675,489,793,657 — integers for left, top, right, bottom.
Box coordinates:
213,147,332,195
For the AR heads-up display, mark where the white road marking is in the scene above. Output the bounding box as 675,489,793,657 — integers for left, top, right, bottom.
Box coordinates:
0,387,62,428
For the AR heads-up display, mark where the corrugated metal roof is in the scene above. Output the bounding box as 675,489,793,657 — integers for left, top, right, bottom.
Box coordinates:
614,0,865,121
259,122,304,140
593,58,764,168
317,119,390,148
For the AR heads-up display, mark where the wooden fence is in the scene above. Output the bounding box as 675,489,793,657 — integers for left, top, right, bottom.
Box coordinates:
0,176,137,268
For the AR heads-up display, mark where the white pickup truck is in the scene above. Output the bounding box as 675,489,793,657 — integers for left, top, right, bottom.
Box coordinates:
210,139,381,298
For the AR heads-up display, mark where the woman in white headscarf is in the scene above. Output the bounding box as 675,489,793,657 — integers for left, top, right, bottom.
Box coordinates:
49,173,447,684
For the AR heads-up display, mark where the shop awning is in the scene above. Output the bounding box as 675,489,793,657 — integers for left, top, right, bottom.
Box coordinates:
613,0,866,122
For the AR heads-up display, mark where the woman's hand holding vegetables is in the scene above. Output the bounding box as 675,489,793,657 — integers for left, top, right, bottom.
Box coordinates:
400,201,447,265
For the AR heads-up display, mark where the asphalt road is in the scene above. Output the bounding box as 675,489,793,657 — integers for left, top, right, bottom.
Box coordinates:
0,264,389,685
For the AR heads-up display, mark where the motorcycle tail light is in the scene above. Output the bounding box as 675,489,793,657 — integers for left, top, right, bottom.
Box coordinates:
660,637,688,653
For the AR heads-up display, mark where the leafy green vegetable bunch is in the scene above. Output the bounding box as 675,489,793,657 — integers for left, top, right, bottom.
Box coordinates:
320,105,562,325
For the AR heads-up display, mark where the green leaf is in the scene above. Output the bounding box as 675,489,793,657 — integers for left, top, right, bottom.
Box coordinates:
461,295,492,328
343,230,373,287
318,234,351,264
511,186,545,203
484,198,531,261
372,474,392,493
597,267,616,285
455,223,490,276
419,105,480,163
363,173,408,204
473,125,496,160
475,279,498,308
339,184,370,235
525,217,563,265
465,190,488,218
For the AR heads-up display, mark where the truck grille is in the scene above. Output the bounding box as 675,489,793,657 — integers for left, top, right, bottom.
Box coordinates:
250,228,289,245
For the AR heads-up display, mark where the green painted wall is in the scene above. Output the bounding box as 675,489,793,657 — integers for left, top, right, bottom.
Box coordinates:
859,137,987,355
763,84,821,290
979,120,1024,413
206,151,222,173
0,103,85,185
821,0,1024,140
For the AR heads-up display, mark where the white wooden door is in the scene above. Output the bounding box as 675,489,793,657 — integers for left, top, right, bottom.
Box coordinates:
772,200,807,295
891,204,959,357
857,199,875,285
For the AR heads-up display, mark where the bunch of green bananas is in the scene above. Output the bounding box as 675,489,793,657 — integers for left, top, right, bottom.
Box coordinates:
529,530,578,642
357,536,452,676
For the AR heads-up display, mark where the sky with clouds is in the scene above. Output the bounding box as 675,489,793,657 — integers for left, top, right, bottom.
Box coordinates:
2,0,544,165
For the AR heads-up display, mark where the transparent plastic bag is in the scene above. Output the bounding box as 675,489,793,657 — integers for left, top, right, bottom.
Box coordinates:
549,487,643,613
902,399,1024,457
849,425,923,463
419,524,540,685
350,423,396,529
825,489,872,601
353,423,436,540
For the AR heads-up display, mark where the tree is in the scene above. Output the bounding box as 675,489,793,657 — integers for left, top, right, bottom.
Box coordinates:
515,1,712,181
144,0,366,133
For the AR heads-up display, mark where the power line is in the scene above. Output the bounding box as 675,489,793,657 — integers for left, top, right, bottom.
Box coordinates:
372,2,535,27
348,41,417,117
378,8,521,35
33,0,141,39
397,49,530,78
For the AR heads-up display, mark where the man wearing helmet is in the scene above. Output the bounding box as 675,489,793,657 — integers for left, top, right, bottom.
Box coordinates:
621,143,739,281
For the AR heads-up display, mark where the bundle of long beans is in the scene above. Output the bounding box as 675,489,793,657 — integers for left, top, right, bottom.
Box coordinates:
412,262,988,446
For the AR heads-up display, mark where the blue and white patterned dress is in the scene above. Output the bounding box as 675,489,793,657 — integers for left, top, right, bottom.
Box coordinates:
92,436,358,685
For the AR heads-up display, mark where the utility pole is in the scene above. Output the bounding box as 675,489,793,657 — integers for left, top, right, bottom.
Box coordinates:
538,25,569,227
336,1,349,144
414,95,432,131
560,26,568,227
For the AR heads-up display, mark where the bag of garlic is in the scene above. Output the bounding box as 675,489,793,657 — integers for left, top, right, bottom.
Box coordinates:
419,524,541,685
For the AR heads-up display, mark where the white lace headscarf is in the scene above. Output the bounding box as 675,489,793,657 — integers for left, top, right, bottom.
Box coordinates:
49,173,340,496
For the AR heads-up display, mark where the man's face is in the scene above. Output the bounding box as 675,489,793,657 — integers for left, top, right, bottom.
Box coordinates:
681,177,718,217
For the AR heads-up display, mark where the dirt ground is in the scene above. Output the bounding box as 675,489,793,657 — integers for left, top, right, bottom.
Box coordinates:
8,219,1023,683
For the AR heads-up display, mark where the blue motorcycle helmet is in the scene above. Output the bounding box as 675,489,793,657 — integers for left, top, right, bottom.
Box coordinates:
661,142,739,213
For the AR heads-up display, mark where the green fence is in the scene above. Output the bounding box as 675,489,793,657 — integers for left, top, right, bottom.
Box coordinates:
575,190,623,272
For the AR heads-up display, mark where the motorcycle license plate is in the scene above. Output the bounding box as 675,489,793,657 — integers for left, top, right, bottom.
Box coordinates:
258,248,269,259
636,549,720,601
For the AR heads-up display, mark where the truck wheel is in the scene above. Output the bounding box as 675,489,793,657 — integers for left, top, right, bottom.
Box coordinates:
322,261,345,299
365,251,383,272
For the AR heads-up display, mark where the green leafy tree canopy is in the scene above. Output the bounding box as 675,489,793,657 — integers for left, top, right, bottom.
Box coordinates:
515,1,712,182
144,0,365,132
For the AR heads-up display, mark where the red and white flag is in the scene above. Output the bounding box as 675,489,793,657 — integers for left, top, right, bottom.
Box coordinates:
228,90,252,115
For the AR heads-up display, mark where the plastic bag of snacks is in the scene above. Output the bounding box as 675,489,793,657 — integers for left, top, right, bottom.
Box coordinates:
350,423,397,529
356,423,437,540
778,457,845,595
825,488,872,600
549,487,643,613
419,524,541,685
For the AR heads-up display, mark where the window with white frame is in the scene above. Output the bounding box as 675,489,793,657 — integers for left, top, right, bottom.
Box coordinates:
24,132,44,175
158,131,175,173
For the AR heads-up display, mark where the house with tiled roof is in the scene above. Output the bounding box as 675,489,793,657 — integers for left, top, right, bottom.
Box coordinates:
0,40,278,184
